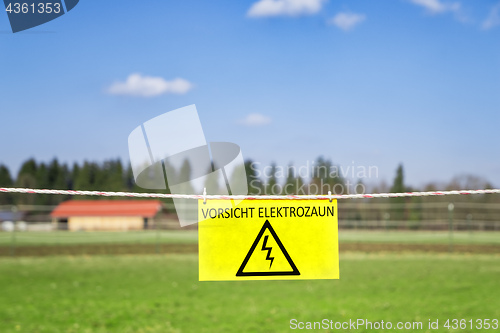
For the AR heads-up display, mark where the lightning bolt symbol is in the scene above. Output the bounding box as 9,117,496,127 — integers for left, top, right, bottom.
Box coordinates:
261,235,274,269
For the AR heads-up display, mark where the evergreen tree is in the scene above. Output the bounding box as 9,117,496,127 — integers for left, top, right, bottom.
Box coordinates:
390,164,406,223
265,163,278,195
124,164,136,191
70,162,80,190
204,165,220,194
47,159,66,188
390,164,405,193
100,159,125,192
16,159,38,205
0,164,14,205
244,160,263,195
283,164,297,195
179,159,191,183
176,159,195,194
296,176,306,195
228,163,248,195
73,161,101,199
35,162,50,204
310,157,344,194
46,158,68,204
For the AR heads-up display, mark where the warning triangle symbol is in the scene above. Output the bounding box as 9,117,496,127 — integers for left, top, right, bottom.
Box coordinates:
236,220,300,277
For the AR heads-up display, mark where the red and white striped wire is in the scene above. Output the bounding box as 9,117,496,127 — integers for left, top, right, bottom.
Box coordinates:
1,187,499,200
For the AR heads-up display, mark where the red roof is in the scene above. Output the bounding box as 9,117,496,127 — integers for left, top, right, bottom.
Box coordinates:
51,200,162,218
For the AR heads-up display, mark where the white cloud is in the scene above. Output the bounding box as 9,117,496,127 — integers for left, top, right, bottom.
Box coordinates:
239,113,272,127
408,0,460,14
247,0,326,18
482,3,500,30
107,74,193,97
328,12,366,31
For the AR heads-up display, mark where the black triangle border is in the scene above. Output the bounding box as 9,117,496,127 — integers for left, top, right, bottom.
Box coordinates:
236,220,300,276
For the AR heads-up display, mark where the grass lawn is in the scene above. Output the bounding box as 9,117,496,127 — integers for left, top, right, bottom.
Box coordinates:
339,230,500,245
0,230,199,246
1,253,499,332
0,230,498,246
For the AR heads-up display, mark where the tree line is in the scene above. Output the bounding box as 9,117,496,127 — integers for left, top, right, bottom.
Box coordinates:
0,158,138,205
0,157,496,208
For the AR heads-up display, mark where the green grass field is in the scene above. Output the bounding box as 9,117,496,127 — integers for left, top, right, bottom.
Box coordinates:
1,253,499,332
0,230,199,246
339,230,500,245
0,230,498,246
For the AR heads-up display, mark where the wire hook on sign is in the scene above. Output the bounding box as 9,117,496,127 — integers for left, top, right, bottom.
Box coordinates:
203,187,207,205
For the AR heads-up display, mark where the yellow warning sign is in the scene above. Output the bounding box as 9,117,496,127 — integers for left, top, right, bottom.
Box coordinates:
198,199,339,281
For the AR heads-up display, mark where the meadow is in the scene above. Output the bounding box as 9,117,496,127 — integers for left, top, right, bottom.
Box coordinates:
1,252,499,332
1,230,499,246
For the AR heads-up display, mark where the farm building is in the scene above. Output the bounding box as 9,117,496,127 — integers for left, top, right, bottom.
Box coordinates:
50,200,163,231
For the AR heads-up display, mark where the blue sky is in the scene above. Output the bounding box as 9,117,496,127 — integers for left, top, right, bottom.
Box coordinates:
1,0,499,188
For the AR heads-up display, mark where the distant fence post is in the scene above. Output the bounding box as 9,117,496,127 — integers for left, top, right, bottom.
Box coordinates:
466,213,473,236
10,205,17,257
55,221,59,248
155,220,160,254
448,203,454,253
10,225,16,257
383,212,390,231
